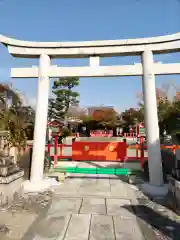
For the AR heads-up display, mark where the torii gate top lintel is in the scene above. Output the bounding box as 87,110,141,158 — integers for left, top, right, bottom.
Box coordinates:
0,32,180,58
0,32,180,47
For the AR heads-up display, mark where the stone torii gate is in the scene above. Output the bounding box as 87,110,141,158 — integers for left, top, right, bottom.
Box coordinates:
1,33,180,194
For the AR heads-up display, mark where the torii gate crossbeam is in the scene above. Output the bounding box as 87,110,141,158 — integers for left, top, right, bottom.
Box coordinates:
11,63,180,78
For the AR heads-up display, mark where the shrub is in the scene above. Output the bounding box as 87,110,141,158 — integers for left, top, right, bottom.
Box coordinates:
143,149,176,181
62,127,71,138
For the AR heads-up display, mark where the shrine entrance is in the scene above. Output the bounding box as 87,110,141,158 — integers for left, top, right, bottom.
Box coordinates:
1,32,180,192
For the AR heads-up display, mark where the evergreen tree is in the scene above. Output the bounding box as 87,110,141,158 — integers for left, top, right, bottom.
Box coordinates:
48,98,56,121
52,77,80,120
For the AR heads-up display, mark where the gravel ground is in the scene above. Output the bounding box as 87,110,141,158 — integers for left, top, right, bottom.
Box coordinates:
6,190,53,212
0,191,53,239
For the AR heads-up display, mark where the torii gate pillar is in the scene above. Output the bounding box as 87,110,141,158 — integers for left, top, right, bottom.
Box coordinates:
141,50,167,196
30,54,50,184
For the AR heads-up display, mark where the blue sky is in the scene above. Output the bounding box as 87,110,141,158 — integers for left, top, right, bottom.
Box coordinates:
0,0,180,111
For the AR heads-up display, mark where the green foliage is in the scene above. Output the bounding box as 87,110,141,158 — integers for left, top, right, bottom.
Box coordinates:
0,106,29,153
61,127,72,138
80,115,93,123
50,77,80,120
121,108,143,130
82,107,119,130
161,100,180,134
92,108,118,128
121,84,180,136
44,152,52,172
0,84,35,156
48,98,56,120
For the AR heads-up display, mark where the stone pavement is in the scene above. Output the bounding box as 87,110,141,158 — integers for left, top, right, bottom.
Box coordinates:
25,176,144,240
0,161,154,240
23,161,146,240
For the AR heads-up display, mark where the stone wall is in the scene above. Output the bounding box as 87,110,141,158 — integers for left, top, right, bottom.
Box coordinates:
0,176,24,206
168,175,180,213
0,135,32,206
0,146,31,206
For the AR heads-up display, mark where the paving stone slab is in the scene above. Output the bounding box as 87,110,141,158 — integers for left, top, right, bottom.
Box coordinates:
79,178,110,194
96,178,110,186
110,181,137,199
80,198,106,215
79,185,110,197
109,178,129,186
109,179,129,193
113,216,145,240
64,214,91,240
106,198,135,218
79,189,111,198
80,178,99,187
53,193,110,198
89,215,115,240
48,198,82,215
53,184,81,195
110,187,129,198
0,211,37,240
33,214,71,240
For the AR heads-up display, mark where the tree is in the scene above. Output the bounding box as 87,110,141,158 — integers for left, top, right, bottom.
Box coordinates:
15,105,35,140
0,84,29,155
48,98,56,121
67,105,87,119
121,86,171,134
16,105,35,124
52,77,80,120
161,100,180,135
136,83,180,136
92,108,117,128
0,84,21,119
121,108,144,132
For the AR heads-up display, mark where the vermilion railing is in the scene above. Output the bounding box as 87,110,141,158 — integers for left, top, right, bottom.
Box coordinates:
123,133,137,138
127,144,180,168
26,142,72,168
25,140,179,169
90,130,113,137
